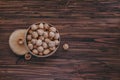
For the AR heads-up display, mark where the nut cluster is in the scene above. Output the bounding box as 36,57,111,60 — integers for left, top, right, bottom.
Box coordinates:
26,22,60,56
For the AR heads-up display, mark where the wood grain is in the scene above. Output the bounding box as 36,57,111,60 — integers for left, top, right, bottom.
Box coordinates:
0,0,120,80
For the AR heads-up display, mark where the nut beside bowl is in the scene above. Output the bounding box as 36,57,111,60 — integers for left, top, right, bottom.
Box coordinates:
24,22,60,57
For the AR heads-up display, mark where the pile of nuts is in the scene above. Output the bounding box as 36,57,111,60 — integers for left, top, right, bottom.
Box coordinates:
26,22,60,57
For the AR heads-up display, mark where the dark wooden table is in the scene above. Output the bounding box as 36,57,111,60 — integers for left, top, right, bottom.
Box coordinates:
0,0,120,80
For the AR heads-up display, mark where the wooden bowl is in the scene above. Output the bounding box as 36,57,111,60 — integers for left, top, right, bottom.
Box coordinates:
24,22,60,57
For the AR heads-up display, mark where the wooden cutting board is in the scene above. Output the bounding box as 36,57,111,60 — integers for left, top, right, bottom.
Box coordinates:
0,0,120,80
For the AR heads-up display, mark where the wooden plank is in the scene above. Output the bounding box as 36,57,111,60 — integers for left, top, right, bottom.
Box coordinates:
0,0,120,80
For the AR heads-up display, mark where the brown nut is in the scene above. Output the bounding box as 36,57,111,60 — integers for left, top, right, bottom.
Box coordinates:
28,43,33,50
43,49,50,55
25,53,32,60
48,41,55,47
32,31,38,38
50,47,56,51
49,32,55,38
39,36,44,41
28,30,33,34
31,24,38,30
27,35,32,41
37,46,44,52
39,52,43,56
42,42,48,49
32,49,38,55
63,43,69,50
44,23,49,30
54,33,60,40
36,40,42,46
39,23,44,29
43,32,48,38
37,29,44,36
50,27,56,32
31,39,37,45
54,40,60,45
45,38,50,43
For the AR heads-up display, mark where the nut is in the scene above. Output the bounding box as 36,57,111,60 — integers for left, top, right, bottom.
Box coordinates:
25,53,32,60
63,44,69,50
32,31,38,38
50,27,56,32
45,38,50,43
42,42,48,49
54,33,60,40
33,45,37,49
37,46,44,52
27,35,32,41
28,41,31,44
54,40,60,45
48,41,55,47
39,23,44,29
43,32,48,38
28,43,33,50
44,23,49,30
31,24,38,30
32,49,38,54
49,32,55,38
39,52,43,56
37,29,44,36
43,49,50,55
28,30,32,34
31,39,37,44
39,36,44,40
36,40,42,46
50,47,56,51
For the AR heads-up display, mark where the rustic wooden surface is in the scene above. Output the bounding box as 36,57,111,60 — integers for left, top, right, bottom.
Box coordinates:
0,0,120,80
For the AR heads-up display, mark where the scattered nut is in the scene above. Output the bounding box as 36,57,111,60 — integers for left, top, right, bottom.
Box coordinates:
25,53,32,60
63,44,69,50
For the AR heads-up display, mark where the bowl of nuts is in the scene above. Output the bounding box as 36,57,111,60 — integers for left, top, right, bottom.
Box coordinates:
25,22,60,57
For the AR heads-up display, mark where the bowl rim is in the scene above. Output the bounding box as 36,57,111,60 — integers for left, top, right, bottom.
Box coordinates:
24,22,61,57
